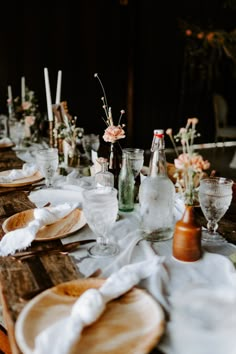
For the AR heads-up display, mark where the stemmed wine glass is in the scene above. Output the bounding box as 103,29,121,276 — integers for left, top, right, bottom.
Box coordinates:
199,176,233,243
36,148,59,188
82,187,120,258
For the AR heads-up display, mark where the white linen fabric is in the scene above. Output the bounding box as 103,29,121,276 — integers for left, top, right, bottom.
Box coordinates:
67,210,236,354
33,257,163,354
29,187,236,354
0,163,38,183
0,202,79,256
0,137,12,145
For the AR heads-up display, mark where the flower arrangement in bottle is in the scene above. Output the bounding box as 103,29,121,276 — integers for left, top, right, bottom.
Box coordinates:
9,86,41,143
166,118,211,206
94,73,126,145
94,73,126,187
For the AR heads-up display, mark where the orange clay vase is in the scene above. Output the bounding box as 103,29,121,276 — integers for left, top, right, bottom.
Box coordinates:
173,205,202,262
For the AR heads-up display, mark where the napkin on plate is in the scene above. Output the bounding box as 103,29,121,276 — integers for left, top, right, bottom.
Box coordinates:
0,137,12,145
0,202,79,256
0,163,38,183
32,256,164,354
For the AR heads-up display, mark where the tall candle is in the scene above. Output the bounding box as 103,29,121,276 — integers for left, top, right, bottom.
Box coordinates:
7,85,13,116
21,76,25,103
55,70,62,104
44,67,53,122
8,85,12,102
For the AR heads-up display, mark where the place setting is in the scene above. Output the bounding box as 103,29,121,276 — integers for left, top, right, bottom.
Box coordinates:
14,257,166,354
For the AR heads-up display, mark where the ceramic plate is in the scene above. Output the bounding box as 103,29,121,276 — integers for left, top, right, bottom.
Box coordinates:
2,207,86,241
29,188,84,208
0,170,43,187
15,278,165,354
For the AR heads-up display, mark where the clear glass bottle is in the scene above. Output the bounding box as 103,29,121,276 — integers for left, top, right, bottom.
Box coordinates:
139,129,175,241
108,142,121,189
118,150,135,212
95,159,114,188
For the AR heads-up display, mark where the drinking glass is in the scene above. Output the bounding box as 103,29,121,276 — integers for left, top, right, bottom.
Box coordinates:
122,148,144,178
10,119,25,149
123,148,144,202
199,177,233,243
82,187,120,258
82,134,100,162
36,148,59,188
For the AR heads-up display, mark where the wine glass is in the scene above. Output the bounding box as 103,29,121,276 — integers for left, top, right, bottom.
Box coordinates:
36,148,59,188
82,187,120,258
199,177,233,243
10,119,25,149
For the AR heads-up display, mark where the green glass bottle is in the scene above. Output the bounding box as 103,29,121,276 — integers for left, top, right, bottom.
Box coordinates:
118,150,135,212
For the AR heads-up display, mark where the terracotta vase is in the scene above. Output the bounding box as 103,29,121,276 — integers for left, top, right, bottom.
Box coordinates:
172,205,202,262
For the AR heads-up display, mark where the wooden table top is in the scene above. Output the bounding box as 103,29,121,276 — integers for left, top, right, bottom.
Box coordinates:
0,147,235,354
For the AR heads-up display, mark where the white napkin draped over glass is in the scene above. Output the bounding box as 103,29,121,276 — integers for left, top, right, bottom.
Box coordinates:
0,163,38,183
32,256,163,354
0,202,79,256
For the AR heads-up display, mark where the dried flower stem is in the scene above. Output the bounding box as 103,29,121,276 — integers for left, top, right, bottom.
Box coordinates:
94,73,109,119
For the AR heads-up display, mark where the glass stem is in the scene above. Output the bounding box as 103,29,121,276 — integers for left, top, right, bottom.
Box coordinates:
45,178,51,188
97,235,108,248
207,220,218,234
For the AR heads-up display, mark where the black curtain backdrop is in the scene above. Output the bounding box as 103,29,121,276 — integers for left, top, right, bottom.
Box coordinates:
0,0,236,150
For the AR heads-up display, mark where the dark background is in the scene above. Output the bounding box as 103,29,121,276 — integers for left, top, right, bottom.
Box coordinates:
1,0,236,150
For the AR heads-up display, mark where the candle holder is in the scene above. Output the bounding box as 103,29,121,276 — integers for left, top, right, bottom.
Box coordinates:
49,121,54,148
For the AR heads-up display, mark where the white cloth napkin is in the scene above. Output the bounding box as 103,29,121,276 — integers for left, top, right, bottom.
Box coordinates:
66,202,236,354
0,163,38,183
0,137,12,145
33,256,163,354
0,202,79,256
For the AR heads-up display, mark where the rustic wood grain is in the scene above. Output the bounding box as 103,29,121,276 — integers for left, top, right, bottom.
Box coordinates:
0,156,83,354
0,149,235,354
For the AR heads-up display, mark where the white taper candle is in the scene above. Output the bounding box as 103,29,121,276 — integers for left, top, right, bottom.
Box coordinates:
8,85,12,102
21,76,25,103
44,68,53,122
55,70,62,104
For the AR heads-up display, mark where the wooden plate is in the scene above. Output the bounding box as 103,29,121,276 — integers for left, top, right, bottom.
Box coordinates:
15,278,165,354
2,207,86,241
0,141,15,149
0,170,43,187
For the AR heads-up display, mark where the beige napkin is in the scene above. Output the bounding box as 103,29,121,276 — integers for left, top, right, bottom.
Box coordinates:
0,163,38,183
0,202,79,256
0,137,12,145
33,256,163,354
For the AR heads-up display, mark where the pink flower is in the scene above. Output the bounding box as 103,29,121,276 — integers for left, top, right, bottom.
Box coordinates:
185,29,192,36
103,125,125,143
191,155,210,171
166,128,172,136
174,153,210,173
174,153,190,170
22,101,32,110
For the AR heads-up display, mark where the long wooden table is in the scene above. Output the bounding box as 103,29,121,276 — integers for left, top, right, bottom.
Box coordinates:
0,148,235,354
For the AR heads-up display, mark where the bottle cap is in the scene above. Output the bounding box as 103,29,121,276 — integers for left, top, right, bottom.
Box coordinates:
154,129,164,138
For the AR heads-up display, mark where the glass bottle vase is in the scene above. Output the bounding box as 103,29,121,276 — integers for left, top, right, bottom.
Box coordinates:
108,142,121,189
